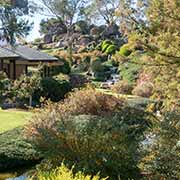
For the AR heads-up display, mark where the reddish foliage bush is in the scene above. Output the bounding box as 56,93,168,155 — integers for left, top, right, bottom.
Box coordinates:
132,71,154,98
136,71,153,86
111,80,134,94
132,82,153,98
59,87,125,117
25,87,125,138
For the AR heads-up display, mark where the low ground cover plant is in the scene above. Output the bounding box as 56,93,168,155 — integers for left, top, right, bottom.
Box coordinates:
34,163,108,180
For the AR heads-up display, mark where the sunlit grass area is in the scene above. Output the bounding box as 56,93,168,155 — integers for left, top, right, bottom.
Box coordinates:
0,109,33,133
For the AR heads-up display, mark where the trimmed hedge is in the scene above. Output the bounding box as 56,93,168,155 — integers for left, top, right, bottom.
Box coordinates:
0,127,41,171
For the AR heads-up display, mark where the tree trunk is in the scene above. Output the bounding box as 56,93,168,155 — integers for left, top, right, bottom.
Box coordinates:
29,95,32,107
67,29,73,66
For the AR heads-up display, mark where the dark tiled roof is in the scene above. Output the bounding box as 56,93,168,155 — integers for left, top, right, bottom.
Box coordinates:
0,47,19,58
0,45,58,61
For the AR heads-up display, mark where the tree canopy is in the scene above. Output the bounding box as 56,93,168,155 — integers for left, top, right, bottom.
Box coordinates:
0,0,32,45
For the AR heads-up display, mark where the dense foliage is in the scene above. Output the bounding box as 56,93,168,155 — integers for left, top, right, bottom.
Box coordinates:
25,87,154,179
0,71,10,98
150,112,180,179
0,127,41,171
0,0,32,45
117,1,180,179
39,76,71,102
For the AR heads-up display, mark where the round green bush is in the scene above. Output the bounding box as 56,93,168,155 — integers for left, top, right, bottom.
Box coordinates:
39,77,71,102
105,44,117,54
94,72,107,81
119,46,132,57
90,57,105,73
101,40,112,47
102,43,110,52
0,127,41,171
101,40,113,52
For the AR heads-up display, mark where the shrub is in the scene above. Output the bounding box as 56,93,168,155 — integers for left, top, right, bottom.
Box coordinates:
100,40,118,55
58,87,125,116
39,77,71,102
119,45,132,57
25,87,154,179
101,40,112,52
143,112,180,180
105,45,117,55
34,163,108,180
70,74,89,89
90,57,105,73
94,72,107,81
0,127,41,171
102,43,110,52
132,83,153,98
10,73,42,106
119,58,141,84
0,71,10,98
111,80,134,94
25,111,152,179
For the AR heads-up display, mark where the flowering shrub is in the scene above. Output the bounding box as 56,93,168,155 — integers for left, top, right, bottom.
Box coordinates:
0,71,10,98
10,73,41,106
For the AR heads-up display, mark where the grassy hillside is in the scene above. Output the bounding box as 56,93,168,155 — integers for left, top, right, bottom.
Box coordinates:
0,109,33,133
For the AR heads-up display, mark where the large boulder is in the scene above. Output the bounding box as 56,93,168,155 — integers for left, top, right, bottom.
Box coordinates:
103,24,120,37
78,35,93,46
44,34,53,44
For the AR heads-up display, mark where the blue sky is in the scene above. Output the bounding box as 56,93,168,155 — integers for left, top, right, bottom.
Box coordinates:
26,0,50,42
26,13,45,42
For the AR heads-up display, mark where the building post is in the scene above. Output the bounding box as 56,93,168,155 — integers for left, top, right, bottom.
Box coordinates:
0,59,4,71
13,60,16,79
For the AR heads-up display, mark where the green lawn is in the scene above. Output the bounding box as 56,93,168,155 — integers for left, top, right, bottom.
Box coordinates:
0,109,33,133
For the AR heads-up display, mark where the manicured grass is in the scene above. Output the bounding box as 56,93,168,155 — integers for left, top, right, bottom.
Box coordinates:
0,109,33,133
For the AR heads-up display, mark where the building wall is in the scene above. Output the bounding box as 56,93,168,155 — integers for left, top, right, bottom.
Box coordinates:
15,64,26,78
0,61,10,77
0,61,26,79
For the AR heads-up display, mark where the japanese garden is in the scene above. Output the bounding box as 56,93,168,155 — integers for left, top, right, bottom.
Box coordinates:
0,0,179,180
